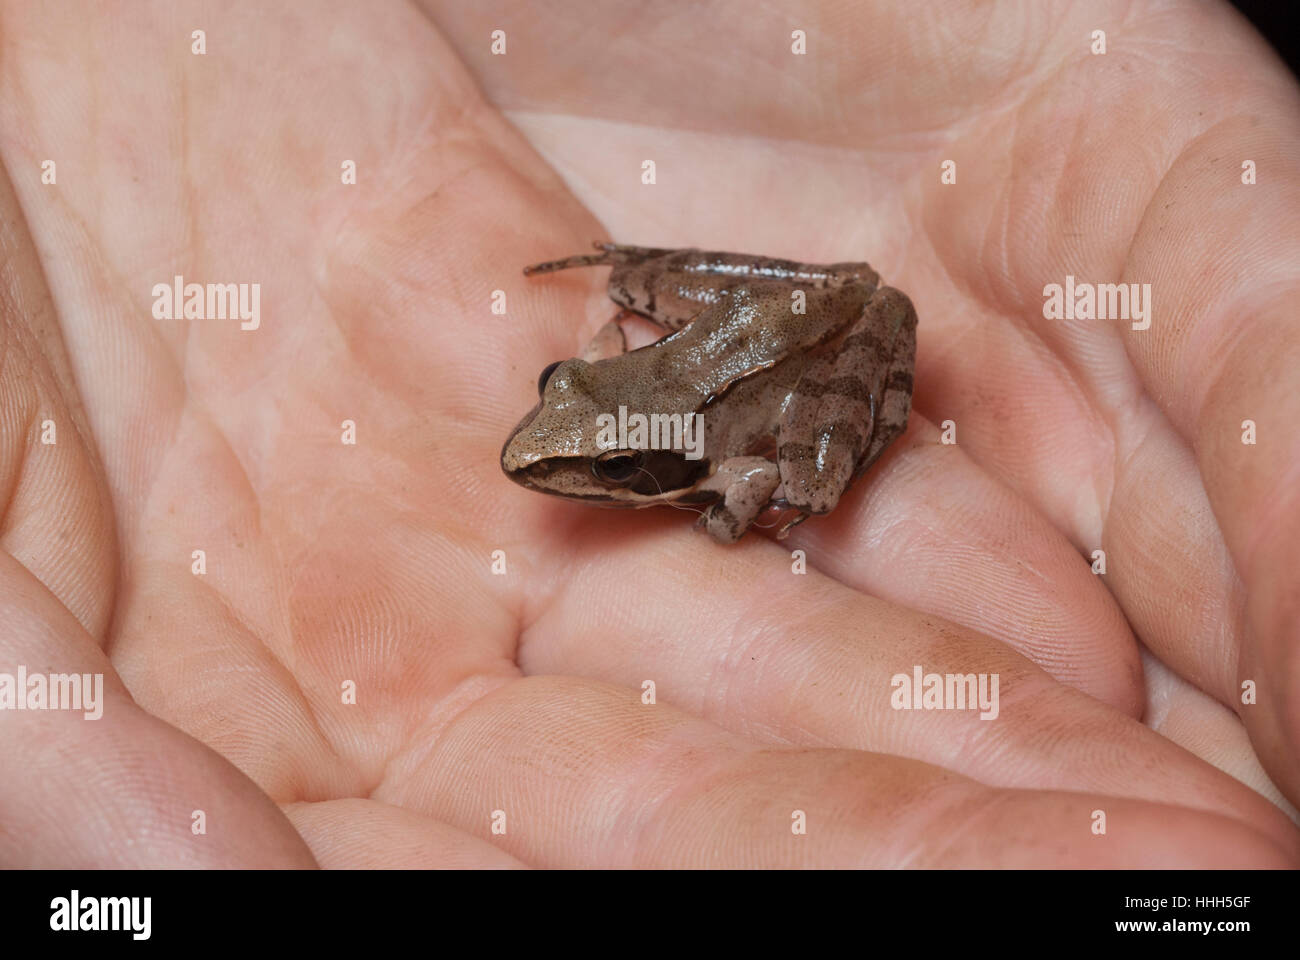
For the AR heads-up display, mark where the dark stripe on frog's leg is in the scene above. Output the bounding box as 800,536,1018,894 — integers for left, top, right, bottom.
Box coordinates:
853,287,917,479
606,259,712,331
821,375,873,401
697,456,782,544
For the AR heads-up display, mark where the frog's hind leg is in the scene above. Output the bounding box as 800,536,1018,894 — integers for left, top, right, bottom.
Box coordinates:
852,287,917,480
602,249,882,332
527,243,881,333
522,243,675,276
524,243,706,331
777,350,874,517
777,286,916,517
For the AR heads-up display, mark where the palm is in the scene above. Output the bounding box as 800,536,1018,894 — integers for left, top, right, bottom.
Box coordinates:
2,1,1296,867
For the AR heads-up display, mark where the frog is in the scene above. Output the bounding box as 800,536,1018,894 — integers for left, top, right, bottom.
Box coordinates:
500,243,917,544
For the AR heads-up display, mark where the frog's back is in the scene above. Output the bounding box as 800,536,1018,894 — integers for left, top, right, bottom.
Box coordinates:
618,283,869,406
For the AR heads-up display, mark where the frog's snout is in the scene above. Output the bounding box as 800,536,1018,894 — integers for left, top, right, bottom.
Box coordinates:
500,403,544,477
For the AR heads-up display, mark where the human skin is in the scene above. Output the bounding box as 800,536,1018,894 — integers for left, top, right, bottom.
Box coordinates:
0,0,1296,867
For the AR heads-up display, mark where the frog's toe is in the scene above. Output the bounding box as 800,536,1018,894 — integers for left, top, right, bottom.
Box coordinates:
701,502,747,544
775,512,810,539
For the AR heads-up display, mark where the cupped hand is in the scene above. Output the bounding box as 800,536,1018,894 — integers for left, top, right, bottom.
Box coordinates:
0,0,1295,867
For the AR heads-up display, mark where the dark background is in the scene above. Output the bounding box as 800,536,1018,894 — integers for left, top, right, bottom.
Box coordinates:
1231,0,1299,80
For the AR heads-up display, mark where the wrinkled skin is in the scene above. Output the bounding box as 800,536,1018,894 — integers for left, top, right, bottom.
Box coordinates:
0,0,1297,867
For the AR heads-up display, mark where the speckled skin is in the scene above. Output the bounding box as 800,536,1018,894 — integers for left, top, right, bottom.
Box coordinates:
501,244,917,543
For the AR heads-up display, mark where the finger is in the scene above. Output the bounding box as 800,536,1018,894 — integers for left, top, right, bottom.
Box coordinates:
1141,649,1296,820
0,552,316,867
897,281,1248,718
0,101,312,867
513,529,1299,853
900,15,1300,800
0,163,115,640
284,799,526,868
782,415,1142,716
913,113,1249,713
379,676,1295,867
1120,114,1300,801
1096,423,1243,702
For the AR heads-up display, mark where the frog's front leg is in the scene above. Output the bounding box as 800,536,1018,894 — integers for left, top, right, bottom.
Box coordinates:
778,286,917,517
696,456,782,544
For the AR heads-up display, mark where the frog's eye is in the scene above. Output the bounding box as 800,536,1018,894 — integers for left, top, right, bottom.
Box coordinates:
537,361,562,397
593,449,643,485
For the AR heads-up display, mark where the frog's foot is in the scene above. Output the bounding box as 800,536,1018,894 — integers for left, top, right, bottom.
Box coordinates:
775,510,810,539
751,498,810,539
696,456,781,544
522,243,675,276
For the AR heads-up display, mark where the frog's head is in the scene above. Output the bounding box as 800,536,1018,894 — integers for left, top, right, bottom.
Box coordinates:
501,357,712,506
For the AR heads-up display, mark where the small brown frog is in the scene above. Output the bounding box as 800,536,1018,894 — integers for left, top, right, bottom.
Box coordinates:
502,244,917,543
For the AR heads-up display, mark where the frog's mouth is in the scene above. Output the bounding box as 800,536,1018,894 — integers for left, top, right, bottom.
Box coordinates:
507,452,714,506
511,458,646,504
